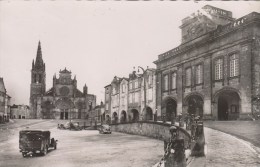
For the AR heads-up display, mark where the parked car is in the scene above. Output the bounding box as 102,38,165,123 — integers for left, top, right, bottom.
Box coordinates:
19,130,57,157
98,124,112,134
58,122,82,130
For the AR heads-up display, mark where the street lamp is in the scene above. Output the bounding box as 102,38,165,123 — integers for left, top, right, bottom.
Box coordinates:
137,66,148,121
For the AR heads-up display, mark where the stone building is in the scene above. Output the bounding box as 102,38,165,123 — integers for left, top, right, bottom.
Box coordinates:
30,41,96,119
0,77,11,123
89,101,104,124
10,105,30,119
154,5,260,121
104,68,156,123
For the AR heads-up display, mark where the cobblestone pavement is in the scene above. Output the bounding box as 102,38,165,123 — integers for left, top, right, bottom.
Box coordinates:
204,121,260,148
205,127,260,167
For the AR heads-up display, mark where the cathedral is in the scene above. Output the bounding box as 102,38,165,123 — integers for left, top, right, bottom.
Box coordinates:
30,41,96,119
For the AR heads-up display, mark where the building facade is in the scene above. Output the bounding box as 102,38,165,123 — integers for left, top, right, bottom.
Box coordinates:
104,68,156,123
89,101,105,124
30,42,96,119
154,5,260,121
10,105,30,119
0,77,11,123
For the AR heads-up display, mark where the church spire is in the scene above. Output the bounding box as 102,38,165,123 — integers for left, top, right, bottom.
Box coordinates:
35,41,44,70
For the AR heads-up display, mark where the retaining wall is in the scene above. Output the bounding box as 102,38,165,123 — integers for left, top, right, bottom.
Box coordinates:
110,121,191,148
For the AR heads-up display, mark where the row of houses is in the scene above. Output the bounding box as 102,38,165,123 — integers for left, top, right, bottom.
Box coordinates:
103,5,260,123
0,78,11,123
1,78,32,122
104,69,156,124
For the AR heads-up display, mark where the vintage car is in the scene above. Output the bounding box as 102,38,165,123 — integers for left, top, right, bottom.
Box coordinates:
19,130,57,157
98,124,112,134
58,122,82,130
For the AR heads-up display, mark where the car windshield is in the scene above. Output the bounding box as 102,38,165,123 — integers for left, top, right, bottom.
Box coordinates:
20,133,43,141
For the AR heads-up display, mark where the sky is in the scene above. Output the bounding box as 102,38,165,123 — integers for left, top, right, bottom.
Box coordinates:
0,1,260,105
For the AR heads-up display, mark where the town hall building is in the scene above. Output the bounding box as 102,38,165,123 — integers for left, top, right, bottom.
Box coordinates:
154,5,260,121
30,41,96,119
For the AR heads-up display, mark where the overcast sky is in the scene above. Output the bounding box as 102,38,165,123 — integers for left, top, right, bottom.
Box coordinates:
0,1,259,105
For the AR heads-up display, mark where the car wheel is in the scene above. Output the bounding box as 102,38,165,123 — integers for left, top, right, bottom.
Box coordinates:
43,146,48,156
22,152,27,158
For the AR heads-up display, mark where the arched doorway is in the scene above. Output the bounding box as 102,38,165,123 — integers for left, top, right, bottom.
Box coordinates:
102,113,105,123
56,98,74,120
120,110,127,123
145,107,153,121
185,95,204,118
105,115,111,124
164,98,177,123
112,112,118,124
131,109,139,122
217,91,240,120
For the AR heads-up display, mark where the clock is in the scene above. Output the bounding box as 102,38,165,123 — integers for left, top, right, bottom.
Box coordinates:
59,86,70,96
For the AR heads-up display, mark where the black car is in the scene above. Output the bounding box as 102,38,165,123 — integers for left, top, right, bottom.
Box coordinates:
19,130,57,157
98,124,112,134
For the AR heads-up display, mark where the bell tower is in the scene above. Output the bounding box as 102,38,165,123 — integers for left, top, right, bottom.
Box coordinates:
30,41,46,118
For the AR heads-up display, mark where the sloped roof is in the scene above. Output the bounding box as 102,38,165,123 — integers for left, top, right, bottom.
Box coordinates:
75,89,84,97
44,87,54,96
0,77,6,93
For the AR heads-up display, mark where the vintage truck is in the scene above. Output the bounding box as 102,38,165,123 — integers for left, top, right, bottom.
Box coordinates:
19,130,58,157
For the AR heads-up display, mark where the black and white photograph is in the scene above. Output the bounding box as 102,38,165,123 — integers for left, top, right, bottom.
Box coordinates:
0,1,260,167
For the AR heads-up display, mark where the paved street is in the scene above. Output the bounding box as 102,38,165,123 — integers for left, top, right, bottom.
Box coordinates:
204,121,260,148
204,127,260,167
0,120,163,167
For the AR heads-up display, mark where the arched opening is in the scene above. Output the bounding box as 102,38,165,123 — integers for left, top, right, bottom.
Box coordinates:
217,91,240,120
105,115,111,124
145,107,153,121
120,110,127,123
186,95,204,118
56,98,73,120
131,109,139,122
102,112,105,123
112,112,118,124
165,98,177,123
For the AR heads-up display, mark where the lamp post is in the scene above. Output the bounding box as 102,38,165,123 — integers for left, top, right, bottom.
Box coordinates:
137,66,147,121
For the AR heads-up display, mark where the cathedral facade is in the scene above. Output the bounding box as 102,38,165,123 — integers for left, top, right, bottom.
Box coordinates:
30,42,96,119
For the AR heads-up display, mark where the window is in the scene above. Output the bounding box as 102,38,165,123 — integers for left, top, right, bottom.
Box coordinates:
215,58,223,80
34,74,37,83
134,92,139,103
171,72,177,89
122,97,125,106
121,84,125,93
148,89,153,101
230,54,239,77
105,93,109,101
148,75,152,85
185,68,191,86
39,74,42,83
196,64,203,84
129,93,133,103
134,80,138,89
163,75,169,91
129,82,132,90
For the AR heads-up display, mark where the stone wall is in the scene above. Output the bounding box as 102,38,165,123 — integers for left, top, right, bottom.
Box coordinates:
110,122,191,148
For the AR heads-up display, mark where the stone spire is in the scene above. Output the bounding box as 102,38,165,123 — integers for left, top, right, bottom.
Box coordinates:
34,41,44,70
